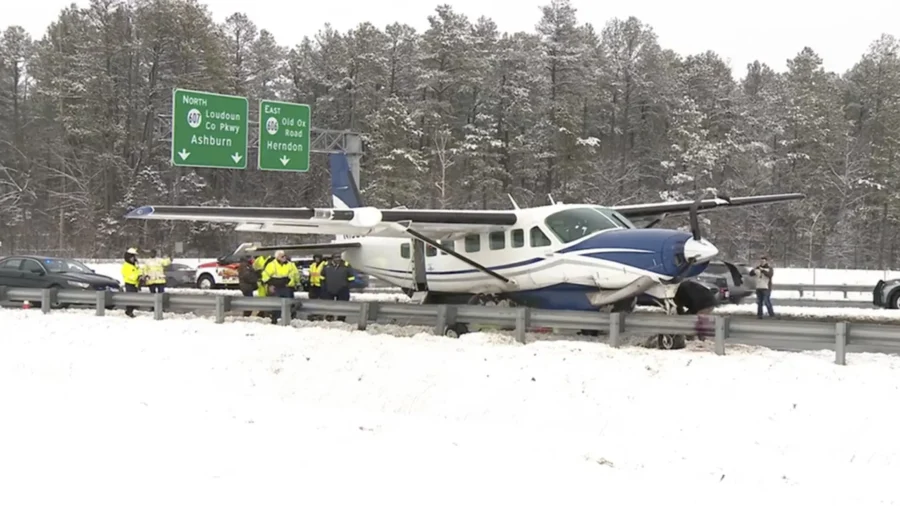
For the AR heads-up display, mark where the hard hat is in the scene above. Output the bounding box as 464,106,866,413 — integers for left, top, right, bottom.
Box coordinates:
126,248,138,255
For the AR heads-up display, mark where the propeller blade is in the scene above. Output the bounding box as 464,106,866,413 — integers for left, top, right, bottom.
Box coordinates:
689,194,703,240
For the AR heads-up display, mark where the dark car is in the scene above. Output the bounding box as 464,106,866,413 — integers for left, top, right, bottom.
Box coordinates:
874,279,900,309
0,255,121,307
164,262,197,288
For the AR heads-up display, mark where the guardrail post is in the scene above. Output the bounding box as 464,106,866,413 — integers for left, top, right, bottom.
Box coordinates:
215,294,229,323
280,298,292,326
357,302,370,330
41,288,56,314
608,312,624,348
835,322,847,365
798,285,805,297
514,307,530,344
95,290,109,316
153,292,165,320
714,316,728,356
434,305,457,336
842,286,848,299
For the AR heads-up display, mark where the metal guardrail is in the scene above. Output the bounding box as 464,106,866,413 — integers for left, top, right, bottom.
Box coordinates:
774,283,873,298
2,287,899,366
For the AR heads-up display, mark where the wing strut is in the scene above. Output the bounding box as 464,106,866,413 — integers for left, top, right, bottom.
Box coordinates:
401,225,514,285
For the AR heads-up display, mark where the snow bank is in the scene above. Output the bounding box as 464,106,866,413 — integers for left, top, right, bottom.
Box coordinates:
1,309,899,505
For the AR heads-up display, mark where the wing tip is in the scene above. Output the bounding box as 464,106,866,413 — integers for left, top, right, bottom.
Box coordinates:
125,205,155,219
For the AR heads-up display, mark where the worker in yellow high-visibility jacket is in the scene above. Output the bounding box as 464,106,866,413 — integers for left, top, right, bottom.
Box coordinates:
251,254,273,318
261,250,299,324
307,254,326,299
141,249,171,293
121,247,145,318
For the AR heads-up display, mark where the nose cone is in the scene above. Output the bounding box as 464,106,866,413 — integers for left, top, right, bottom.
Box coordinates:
683,238,718,263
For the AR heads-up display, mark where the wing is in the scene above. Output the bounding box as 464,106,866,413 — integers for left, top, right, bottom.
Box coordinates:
611,193,804,226
124,205,518,240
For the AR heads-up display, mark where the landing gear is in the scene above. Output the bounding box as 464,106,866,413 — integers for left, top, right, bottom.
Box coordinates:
580,296,637,337
655,298,686,350
467,293,516,307
657,333,686,350
444,322,469,338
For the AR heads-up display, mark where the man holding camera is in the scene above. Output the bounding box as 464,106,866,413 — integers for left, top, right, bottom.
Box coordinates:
750,255,775,319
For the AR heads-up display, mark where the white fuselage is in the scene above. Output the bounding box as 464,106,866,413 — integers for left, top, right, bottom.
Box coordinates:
333,204,718,300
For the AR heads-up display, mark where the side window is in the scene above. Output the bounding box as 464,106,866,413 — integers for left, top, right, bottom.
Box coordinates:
401,243,410,259
426,244,437,257
489,231,505,250
530,226,551,247
511,229,524,248
0,258,22,270
21,259,44,273
464,234,481,253
439,239,454,255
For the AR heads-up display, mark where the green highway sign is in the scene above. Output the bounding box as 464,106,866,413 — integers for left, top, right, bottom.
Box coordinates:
171,88,248,169
258,99,311,171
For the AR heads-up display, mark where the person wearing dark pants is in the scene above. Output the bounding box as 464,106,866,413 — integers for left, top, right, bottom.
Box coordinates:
120,247,144,318
321,253,355,322
237,256,259,317
261,250,299,325
750,255,775,319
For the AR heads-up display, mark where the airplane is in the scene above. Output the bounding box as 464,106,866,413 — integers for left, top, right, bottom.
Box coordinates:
125,154,803,337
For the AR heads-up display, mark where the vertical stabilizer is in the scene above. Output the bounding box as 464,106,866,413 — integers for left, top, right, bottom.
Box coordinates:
330,153,363,209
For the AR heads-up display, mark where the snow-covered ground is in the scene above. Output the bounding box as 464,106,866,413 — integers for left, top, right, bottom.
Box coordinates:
1,309,899,505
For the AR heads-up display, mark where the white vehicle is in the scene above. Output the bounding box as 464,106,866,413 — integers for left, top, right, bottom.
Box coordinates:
193,255,242,289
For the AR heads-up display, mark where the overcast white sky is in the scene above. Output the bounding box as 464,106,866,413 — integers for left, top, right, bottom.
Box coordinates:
6,0,898,76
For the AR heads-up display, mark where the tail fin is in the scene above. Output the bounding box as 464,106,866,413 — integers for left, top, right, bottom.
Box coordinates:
329,153,363,209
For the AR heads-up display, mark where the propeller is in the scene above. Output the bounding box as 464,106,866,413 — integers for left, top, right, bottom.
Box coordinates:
688,190,731,241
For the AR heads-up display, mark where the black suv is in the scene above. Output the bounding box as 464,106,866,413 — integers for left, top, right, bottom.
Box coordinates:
696,260,756,304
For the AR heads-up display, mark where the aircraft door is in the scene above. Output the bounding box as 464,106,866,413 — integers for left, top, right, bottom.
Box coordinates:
411,239,428,292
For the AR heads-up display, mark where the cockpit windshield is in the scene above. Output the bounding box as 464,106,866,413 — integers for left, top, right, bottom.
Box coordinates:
604,208,636,229
544,207,630,243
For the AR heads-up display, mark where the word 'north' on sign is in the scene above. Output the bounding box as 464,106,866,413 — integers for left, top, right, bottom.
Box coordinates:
171,89,249,169
258,99,311,171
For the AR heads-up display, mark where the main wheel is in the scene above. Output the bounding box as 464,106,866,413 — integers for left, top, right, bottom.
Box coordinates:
657,334,686,350
196,274,215,290
890,290,900,310
444,323,469,339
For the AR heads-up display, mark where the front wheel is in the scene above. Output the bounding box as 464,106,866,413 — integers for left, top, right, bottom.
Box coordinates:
196,274,215,290
890,291,900,310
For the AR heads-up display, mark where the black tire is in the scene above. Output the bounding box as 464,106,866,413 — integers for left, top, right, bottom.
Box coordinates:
444,323,468,338
890,290,900,310
658,334,687,350
675,280,717,314
196,274,215,290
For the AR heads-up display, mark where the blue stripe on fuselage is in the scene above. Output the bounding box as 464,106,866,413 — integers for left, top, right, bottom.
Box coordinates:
368,228,694,276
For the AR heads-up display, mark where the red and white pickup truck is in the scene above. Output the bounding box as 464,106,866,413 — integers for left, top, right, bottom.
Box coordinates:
193,252,314,290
